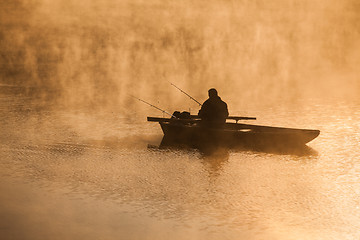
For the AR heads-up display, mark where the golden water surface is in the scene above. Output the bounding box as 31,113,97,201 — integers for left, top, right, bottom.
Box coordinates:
1,87,359,240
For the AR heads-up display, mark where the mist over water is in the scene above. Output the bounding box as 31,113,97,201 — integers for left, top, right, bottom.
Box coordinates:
1,0,360,113
1,1,360,240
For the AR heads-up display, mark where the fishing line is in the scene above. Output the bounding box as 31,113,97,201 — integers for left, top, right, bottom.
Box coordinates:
130,95,176,118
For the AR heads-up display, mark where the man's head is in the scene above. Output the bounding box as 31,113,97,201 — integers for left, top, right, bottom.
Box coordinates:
208,88,218,98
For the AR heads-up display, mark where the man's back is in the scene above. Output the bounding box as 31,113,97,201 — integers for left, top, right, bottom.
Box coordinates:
198,89,229,126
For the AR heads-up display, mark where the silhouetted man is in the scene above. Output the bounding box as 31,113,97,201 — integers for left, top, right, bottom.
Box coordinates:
198,88,229,127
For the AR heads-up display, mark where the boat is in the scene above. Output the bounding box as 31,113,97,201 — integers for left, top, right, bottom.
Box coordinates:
147,115,320,149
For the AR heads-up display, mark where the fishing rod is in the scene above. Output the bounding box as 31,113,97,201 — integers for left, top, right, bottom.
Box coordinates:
168,82,257,122
168,82,202,106
130,95,176,118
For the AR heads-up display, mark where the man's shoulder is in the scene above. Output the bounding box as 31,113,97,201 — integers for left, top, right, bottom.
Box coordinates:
203,97,227,106
202,99,211,105
218,97,227,105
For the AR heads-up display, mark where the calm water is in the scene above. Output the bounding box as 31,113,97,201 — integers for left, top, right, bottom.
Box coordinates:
1,86,360,240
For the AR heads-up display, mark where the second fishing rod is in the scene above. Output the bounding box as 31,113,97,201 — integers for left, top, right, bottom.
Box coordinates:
168,82,202,107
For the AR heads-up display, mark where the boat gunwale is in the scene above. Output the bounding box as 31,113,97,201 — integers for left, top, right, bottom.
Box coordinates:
149,117,320,134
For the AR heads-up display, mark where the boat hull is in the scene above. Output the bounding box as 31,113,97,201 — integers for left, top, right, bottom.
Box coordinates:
159,122,320,149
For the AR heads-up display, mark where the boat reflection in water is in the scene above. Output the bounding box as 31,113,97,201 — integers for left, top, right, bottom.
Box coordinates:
157,135,318,157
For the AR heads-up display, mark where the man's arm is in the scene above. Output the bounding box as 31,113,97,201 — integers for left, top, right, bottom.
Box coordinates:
223,102,229,118
198,100,208,118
